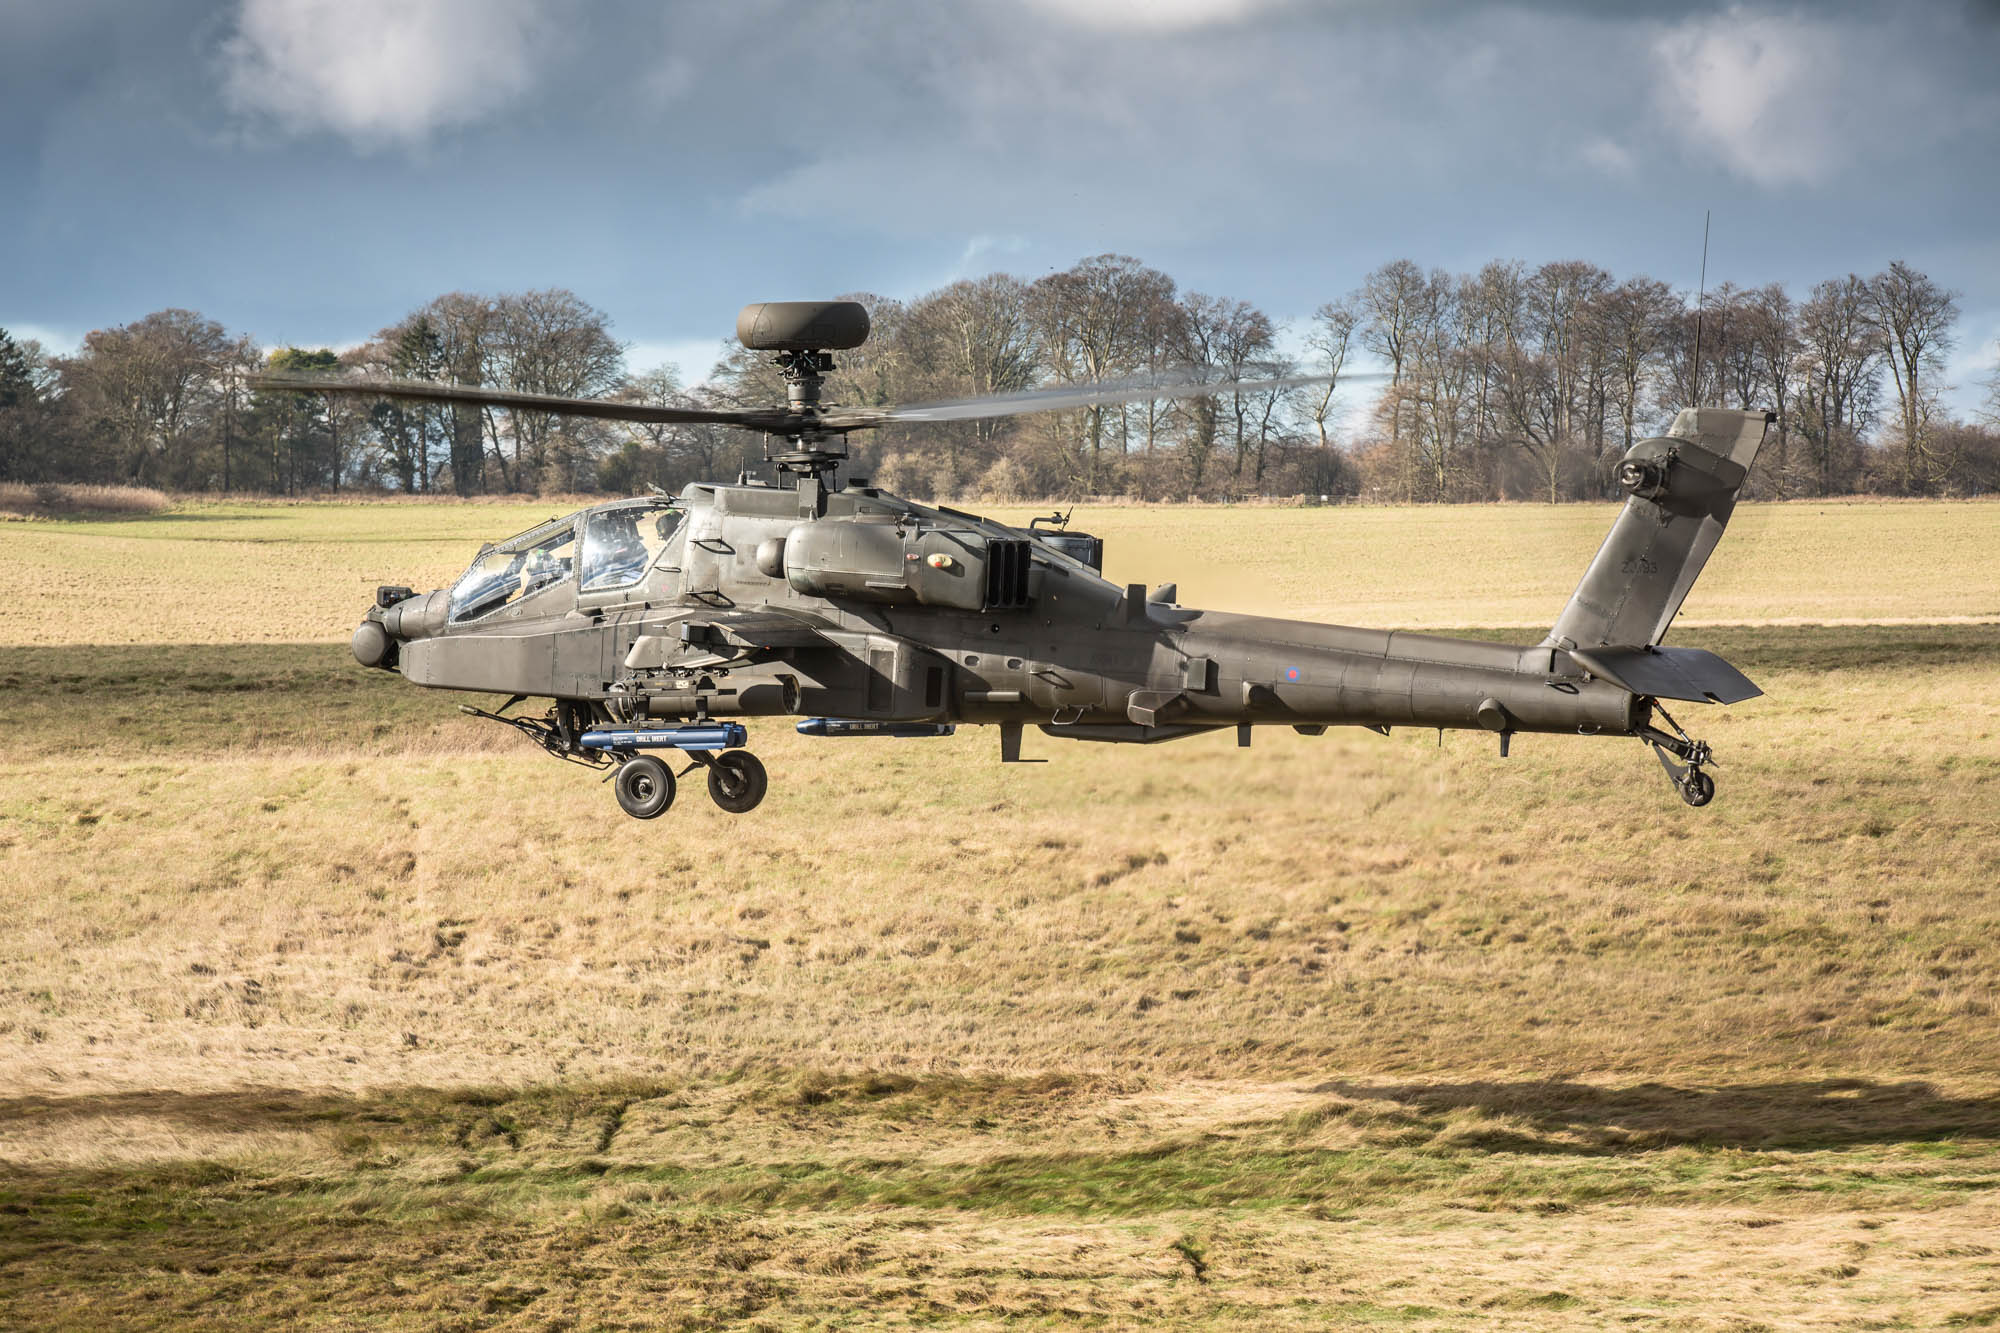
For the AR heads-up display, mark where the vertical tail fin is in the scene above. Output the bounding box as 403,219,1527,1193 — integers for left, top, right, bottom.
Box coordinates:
1545,408,1771,650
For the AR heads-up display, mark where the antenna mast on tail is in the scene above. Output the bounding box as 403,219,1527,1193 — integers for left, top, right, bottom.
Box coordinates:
1691,209,1711,408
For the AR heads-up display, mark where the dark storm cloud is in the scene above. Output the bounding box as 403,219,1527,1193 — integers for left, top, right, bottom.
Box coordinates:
2,0,1996,401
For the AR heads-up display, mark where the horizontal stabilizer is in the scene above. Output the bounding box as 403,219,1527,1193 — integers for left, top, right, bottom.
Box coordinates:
1568,645,1761,705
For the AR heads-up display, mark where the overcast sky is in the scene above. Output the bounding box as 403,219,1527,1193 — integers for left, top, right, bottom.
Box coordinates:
4,0,1997,412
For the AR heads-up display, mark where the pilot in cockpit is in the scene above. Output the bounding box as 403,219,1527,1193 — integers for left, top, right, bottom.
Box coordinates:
582,509,650,591
521,543,567,595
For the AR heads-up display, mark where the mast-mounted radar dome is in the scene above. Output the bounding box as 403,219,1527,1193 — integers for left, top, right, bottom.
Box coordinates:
736,301,870,352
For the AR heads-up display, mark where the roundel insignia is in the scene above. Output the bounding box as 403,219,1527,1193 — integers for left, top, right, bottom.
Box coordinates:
1284,666,1303,682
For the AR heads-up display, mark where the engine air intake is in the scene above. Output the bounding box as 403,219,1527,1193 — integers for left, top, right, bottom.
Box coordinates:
984,540,1031,609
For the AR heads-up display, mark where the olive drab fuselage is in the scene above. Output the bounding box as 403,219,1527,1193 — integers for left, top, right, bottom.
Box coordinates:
354,407,1772,813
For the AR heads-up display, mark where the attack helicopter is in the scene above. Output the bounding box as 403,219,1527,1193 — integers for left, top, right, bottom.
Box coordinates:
256,300,1767,820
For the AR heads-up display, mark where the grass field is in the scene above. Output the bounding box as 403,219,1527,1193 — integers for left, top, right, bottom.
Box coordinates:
4,498,1999,1328
3,495,1997,645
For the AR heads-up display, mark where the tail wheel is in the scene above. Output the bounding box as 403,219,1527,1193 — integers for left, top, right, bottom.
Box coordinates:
707,751,768,814
615,755,676,819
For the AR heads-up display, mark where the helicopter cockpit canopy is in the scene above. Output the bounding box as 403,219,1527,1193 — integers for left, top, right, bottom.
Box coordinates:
581,500,683,592
447,500,685,624
449,516,575,624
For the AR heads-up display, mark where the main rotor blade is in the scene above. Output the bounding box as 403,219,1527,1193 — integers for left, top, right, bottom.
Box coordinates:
820,369,1390,429
252,367,1395,439
249,374,780,430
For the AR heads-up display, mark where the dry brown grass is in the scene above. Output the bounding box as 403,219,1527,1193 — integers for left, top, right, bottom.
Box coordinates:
1045,498,2000,628
5,632,1997,1098
2,499,1998,1327
0,481,169,520
4,496,1998,645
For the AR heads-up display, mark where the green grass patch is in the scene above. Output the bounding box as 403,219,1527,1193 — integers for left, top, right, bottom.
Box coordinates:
7,1070,1999,1328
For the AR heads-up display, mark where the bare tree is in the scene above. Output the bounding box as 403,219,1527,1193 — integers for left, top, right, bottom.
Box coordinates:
1488,334,1566,503
1794,275,1880,496
1356,259,1428,498
209,335,259,492
601,362,737,495
1867,261,1959,493
1401,269,1469,500
1303,299,1357,450
1702,283,1762,411
1459,261,1527,492
1027,255,1176,490
1129,283,1190,464
1466,261,1610,502
1588,276,1677,457
1736,284,1799,495
899,275,1036,493
928,277,1037,413
1526,260,1613,455
398,292,498,494
619,363,686,455
14,251,1986,504
1212,298,1277,482
484,289,625,492
1660,279,1741,414
1172,292,1230,498
1244,355,1302,489
57,309,235,486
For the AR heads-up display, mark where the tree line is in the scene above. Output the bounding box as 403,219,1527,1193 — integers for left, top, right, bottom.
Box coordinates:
3,254,1995,502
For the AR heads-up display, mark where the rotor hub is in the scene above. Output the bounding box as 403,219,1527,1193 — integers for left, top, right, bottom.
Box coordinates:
767,348,847,485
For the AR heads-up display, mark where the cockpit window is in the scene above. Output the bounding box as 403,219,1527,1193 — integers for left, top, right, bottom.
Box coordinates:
448,519,577,624
581,502,684,593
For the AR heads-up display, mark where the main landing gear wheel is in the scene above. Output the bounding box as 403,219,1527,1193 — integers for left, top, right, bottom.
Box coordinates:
615,755,676,819
706,751,768,814
1680,768,1715,808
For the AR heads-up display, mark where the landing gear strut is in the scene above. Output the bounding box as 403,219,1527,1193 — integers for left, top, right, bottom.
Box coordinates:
458,704,771,819
592,728,770,819
588,728,768,808
611,750,768,817
1637,702,1716,808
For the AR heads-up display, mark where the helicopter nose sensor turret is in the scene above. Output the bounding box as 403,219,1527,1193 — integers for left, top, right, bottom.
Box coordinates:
352,619,392,668
353,585,443,668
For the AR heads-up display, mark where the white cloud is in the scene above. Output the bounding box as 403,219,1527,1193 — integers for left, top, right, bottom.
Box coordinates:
5,323,81,357
220,0,554,147
1579,136,1636,178
1652,8,1847,186
1940,317,2000,416
955,234,1030,271
1013,0,1279,32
